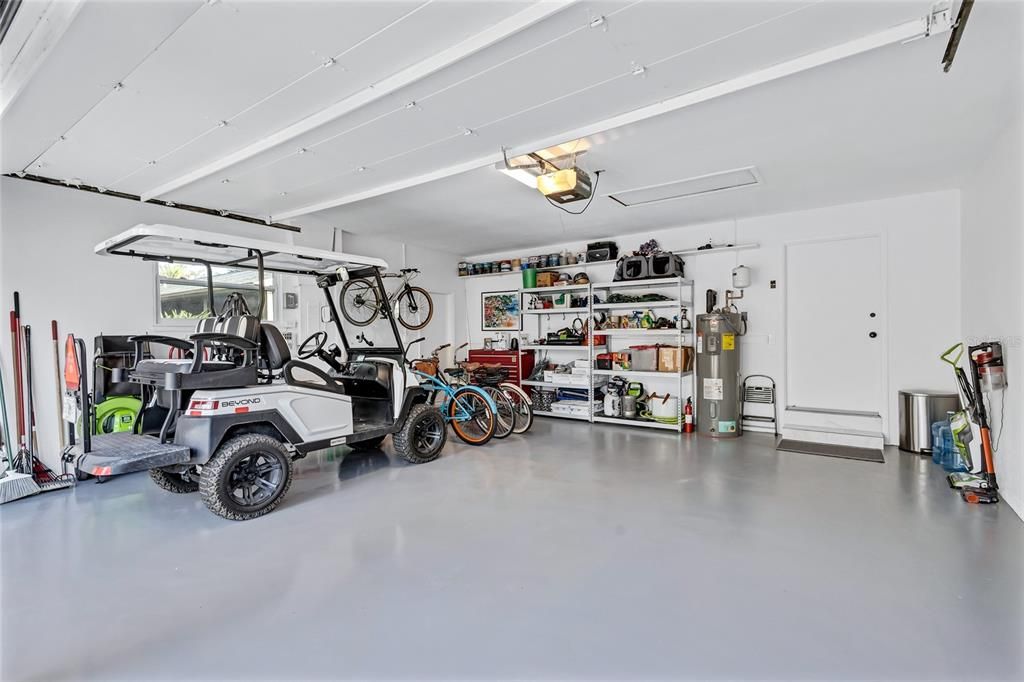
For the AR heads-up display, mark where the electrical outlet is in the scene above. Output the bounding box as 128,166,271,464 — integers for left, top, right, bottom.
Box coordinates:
770,280,777,289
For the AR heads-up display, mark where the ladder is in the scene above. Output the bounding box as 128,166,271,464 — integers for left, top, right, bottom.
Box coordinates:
741,374,778,437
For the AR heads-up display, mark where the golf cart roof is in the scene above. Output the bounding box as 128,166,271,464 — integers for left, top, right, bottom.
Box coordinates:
96,224,388,275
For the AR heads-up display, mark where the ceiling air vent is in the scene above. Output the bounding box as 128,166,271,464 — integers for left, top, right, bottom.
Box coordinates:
609,167,760,207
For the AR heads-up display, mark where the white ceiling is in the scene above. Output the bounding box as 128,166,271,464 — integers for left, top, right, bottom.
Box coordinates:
3,0,1021,254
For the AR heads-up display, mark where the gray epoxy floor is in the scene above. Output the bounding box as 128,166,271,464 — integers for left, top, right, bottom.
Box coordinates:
2,421,1022,681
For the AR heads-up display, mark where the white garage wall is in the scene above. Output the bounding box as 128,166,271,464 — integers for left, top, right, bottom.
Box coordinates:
462,190,963,444
960,110,1023,521
0,178,461,472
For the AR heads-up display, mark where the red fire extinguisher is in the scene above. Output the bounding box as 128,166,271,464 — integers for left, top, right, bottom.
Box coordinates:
684,397,694,433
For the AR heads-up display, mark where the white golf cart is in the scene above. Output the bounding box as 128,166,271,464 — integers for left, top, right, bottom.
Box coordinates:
70,225,447,520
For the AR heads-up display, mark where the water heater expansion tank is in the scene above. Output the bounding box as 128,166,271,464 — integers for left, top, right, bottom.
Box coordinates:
731,265,751,289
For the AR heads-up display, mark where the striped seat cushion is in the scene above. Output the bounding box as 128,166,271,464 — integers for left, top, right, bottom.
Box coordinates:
215,315,260,342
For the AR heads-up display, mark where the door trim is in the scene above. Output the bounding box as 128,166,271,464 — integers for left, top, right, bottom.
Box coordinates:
781,233,889,439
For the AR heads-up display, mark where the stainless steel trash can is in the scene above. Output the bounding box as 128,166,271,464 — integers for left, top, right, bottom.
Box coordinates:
898,390,960,453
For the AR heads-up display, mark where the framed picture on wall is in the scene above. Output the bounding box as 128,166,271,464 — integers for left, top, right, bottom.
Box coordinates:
481,290,521,331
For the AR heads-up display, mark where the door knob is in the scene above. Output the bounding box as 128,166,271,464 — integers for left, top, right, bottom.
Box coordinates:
869,331,878,338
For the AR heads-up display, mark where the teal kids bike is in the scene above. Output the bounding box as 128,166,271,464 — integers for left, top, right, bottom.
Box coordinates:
408,342,497,446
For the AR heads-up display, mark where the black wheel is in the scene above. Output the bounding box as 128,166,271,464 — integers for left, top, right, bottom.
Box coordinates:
395,286,434,330
150,468,199,494
339,278,380,327
392,404,447,464
349,435,387,451
199,434,293,521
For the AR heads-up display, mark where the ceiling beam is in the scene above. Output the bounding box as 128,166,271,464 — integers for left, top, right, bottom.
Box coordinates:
272,10,952,221
139,0,576,202
0,0,84,119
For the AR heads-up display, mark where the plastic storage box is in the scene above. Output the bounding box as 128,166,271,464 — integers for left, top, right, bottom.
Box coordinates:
629,345,659,371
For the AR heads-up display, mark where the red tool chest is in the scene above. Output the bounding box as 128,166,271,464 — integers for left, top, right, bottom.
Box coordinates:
467,349,535,387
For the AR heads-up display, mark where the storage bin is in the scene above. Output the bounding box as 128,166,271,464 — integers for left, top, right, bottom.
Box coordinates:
629,345,659,371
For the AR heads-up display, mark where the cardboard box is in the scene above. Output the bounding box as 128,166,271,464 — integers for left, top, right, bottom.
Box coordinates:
658,346,680,372
535,272,558,287
657,346,693,372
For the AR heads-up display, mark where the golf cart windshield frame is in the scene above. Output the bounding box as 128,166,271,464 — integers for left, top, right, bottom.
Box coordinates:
96,225,405,360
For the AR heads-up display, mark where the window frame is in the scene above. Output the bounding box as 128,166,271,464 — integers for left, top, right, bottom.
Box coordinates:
152,262,279,330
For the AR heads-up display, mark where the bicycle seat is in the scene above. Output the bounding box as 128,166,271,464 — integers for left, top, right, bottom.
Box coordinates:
400,268,419,274
444,367,466,378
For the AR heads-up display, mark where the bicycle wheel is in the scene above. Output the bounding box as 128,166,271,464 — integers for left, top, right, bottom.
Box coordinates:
500,383,534,434
339,278,380,327
483,386,515,439
395,286,434,330
448,387,495,445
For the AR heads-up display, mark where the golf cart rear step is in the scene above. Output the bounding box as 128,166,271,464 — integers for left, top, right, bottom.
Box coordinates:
73,432,191,477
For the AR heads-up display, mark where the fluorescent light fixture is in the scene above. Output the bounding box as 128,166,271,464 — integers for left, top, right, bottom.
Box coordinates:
609,167,760,207
496,139,591,190
498,167,539,188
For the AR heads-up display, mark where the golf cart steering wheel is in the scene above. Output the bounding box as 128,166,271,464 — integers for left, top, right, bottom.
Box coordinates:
298,331,327,360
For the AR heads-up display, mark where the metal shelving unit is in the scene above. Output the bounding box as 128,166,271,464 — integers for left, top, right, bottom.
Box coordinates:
519,286,598,422
590,276,695,432
518,277,695,431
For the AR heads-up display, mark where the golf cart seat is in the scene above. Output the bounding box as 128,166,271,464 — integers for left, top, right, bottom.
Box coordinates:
260,323,345,395
129,314,261,389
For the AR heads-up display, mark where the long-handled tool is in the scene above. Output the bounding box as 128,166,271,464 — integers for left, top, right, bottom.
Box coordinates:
22,324,74,494
0,350,40,503
51,320,65,452
10,295,30,473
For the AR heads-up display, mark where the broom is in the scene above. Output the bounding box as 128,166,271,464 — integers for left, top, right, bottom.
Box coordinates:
0,346,40,503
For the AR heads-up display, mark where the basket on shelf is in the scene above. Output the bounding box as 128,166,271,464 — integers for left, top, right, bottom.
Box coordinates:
532,389,557,412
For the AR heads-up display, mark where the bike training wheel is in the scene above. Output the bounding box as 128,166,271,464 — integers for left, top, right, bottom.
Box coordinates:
483,386,515,439
500,383,534,434
339,278,380,327
395,286,434,330
448,387,496,446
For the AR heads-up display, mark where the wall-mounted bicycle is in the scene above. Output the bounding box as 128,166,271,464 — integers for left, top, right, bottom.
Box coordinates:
340,268,433,330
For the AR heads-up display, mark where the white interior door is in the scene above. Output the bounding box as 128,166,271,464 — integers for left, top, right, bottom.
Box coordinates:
785,236,884,414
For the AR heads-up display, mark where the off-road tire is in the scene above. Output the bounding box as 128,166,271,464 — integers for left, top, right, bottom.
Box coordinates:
392,404,446,464
150,467,199,493
349,435,387,451
199,434,293,521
